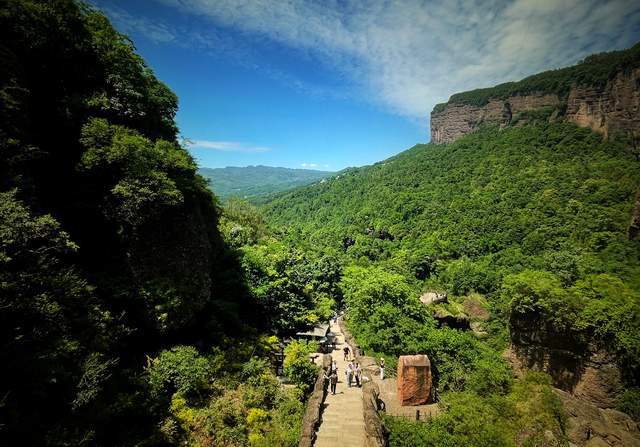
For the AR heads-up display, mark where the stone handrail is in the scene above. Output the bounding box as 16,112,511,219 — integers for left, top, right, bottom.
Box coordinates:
363,381,388,447
338,317,389,447
298,353,331,447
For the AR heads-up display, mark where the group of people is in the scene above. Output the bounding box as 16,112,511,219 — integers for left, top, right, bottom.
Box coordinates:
321,322,386,396
324,357,364,394
345,360,363,387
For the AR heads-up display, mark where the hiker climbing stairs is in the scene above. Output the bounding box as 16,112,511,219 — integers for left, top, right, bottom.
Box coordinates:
313,320,366,447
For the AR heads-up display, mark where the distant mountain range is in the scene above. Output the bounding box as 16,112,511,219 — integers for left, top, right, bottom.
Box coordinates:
198,165,333,200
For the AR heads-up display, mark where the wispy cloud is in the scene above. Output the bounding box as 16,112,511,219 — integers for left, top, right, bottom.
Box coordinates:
98,0,640,123
186,140,271,153
301,163,318,168
151,0,639,121
94,2,350,100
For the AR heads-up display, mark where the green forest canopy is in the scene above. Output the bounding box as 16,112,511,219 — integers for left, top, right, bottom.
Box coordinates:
263,123,640,384
2,1,640,445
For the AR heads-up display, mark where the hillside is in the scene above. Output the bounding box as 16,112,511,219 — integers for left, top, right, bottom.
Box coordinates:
198,165,332,200
0,2,320,445
3,2,640,446
262,123,640,418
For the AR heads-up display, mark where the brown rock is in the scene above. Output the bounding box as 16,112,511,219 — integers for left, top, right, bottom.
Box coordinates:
431,93,559,144
566,68,640,139
429,66,640,145
556,389,640,446
573,356,623,409
396,355,432,406
462,295,490,321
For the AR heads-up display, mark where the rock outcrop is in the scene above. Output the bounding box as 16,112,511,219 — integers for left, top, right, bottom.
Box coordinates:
430,66,640,144
565,68,640,139
396,355,432,406
431,93,559,144
557,389,640,446
419,291,448,306
506,344,623,410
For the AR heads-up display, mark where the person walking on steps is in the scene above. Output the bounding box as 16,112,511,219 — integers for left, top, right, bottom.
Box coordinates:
346,361,354,387
329,369,338,395
343,346,350,361
322,367,331,392
354,362,362,387
379,358,385,380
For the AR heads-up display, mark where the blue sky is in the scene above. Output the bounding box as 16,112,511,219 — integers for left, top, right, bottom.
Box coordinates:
92,0,640,171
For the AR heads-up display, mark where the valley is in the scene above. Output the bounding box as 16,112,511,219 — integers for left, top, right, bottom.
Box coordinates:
1,1,639,446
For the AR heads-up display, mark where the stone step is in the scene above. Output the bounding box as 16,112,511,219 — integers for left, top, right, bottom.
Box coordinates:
313,320,366,447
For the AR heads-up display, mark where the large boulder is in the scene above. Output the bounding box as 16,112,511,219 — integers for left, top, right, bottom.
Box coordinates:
397,355,432,406
419,291,447,306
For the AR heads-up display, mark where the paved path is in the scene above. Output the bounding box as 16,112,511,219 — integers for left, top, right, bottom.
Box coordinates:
313,320,366,447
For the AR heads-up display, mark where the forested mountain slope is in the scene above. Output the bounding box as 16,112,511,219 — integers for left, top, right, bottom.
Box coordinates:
0,1,256,443
263,123,640,399
198,165,332,200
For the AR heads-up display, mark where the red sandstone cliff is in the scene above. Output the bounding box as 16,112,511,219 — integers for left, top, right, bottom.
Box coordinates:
430,67,640,144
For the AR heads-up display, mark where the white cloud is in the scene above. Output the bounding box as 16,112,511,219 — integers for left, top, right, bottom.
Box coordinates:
186,140,271,153
301,163,319,168
97,4,177,43
151,0,639,122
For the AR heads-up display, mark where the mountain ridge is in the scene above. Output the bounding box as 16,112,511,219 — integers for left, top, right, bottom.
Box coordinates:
431,42,640,143
198,165,333,200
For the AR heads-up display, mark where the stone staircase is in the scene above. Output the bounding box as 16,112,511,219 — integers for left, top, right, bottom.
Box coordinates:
313,320,366,447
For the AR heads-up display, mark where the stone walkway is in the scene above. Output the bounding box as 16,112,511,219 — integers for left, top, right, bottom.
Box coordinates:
313,320,366,447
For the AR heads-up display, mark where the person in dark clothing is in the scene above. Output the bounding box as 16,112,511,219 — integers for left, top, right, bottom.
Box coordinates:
329,369,338,394
343,346,350,361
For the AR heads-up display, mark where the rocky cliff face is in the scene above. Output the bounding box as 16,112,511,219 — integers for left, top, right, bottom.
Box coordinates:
431,93,559,144
557,389,640,446
430,67,640,144
507,314,625,410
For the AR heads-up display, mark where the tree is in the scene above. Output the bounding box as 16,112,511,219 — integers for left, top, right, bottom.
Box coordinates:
283,340,319,394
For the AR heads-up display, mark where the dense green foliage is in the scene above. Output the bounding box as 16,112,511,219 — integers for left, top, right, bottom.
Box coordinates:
3,1,639,445
340,265,512,395
617,388,640,420
263,121,640,427
198,165,332,200
0,1,305,444
283,340,320,393
264,124,639,355
385,372,567,447
433,42,640,111
147,338,305,446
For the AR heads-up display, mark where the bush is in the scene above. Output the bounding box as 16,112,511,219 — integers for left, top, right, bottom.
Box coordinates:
148,346,211,400
617,388,640,420
386,372,566,447
283,340,319,393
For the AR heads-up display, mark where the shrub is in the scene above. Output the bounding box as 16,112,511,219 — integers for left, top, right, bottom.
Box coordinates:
148,346,211,400
617,388,640,420
283,340,319,393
